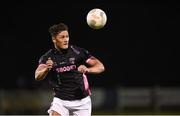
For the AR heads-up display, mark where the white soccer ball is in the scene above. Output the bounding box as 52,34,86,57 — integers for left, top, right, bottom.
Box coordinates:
86,8,107,29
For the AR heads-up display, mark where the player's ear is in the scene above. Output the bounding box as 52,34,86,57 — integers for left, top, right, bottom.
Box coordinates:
52,37,56,43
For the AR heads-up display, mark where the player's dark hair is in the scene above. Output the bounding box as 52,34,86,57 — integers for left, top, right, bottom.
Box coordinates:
49,23,69,37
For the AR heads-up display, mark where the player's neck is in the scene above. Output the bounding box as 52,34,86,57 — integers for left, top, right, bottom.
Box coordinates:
55,46,68,54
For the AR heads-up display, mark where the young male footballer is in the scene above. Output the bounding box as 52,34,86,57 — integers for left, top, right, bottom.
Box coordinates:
35,22,105,116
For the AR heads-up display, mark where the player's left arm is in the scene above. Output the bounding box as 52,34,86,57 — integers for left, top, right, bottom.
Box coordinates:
78,57,105,74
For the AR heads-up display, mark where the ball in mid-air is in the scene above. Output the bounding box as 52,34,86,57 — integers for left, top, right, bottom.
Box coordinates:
86,8,107,29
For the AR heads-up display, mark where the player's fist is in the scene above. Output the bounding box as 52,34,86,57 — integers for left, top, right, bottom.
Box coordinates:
78,65,89,73
46,57,54,70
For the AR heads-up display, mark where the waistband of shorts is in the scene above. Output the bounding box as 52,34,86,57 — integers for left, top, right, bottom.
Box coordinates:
54,95,90,102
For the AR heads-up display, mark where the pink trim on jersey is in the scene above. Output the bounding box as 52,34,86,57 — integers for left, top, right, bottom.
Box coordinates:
86,56,94,63
39,63,46,66
38,64,47,70
83,73,91,95
38,64,47,69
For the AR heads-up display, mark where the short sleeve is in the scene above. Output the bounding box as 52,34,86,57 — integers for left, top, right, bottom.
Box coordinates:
81,48,94,63
38,49,53,65
38,55,48,64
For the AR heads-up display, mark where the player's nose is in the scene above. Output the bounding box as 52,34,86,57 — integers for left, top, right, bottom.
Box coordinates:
64,37,69,41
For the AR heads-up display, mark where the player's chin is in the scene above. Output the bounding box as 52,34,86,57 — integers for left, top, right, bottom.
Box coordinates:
62,45,69,49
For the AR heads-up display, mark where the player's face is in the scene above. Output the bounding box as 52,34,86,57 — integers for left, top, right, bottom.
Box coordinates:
53,30,69,49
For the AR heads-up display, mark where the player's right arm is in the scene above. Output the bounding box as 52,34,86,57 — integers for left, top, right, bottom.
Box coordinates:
35,57,53,81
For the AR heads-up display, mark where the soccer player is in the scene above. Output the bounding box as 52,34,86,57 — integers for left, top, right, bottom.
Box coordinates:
35,22,105,116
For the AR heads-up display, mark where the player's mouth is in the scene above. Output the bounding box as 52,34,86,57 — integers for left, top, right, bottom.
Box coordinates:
63,43,68,46
62,43,68,48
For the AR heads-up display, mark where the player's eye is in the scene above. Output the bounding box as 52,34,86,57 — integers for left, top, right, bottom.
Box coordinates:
61,35,68,38
59,35,65,38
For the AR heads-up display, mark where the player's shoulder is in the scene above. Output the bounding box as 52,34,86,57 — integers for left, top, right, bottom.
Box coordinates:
70,44,81,49
40,49,54,58
44,49,54,55
38,49,53,63
70,45,90,56
70,44,87,52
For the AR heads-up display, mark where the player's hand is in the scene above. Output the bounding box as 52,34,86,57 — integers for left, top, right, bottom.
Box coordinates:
46,57,54,70
78,65,89,73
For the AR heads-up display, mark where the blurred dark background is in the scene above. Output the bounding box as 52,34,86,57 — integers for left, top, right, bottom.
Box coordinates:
0,0,180,115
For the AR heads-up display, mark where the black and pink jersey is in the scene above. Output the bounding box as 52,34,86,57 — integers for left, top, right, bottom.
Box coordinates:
38,45,92,100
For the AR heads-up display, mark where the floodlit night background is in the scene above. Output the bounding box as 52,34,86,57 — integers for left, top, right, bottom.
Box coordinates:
0,0,180,115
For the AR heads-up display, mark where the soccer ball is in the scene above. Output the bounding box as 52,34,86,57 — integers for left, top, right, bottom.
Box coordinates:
86,8,107,29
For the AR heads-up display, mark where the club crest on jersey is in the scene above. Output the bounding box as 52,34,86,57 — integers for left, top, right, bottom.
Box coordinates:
69,57,75,64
